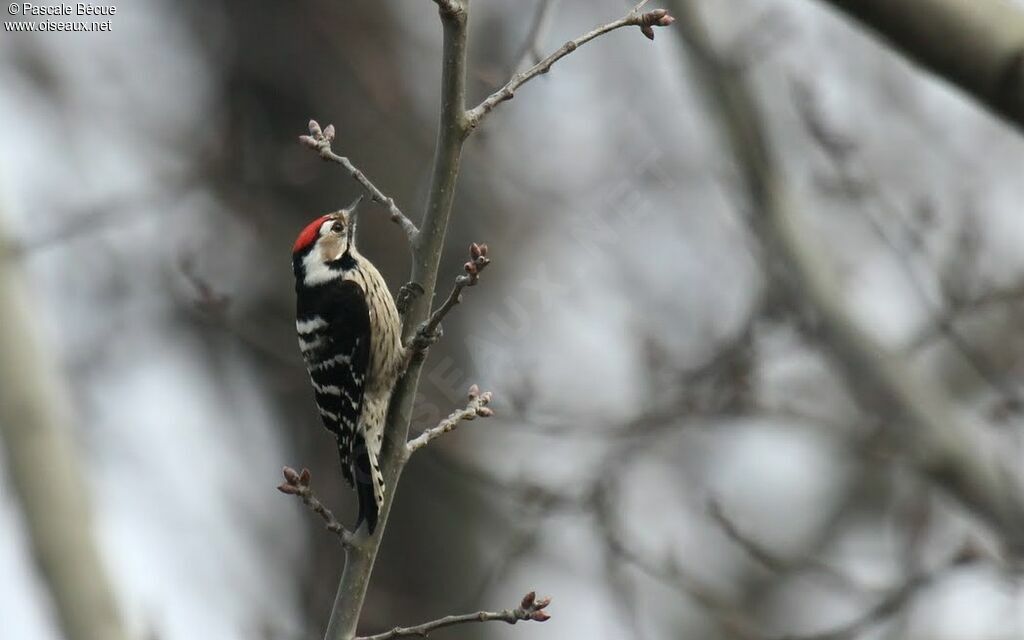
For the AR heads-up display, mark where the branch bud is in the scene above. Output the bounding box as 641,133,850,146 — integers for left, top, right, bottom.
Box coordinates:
323,124,336,141
282,466,301,485
638,9,675,40
308,119,322,137
520,591,536,609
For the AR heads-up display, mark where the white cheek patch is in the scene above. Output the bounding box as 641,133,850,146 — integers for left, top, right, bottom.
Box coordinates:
302,242,337,286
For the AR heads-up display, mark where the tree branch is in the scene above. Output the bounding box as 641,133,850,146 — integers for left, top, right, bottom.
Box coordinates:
814,0,1024,134
406,385,494,456
707,500,865,595
313,2,670,637
277,467,355,548
357,591,551,640
322,3,472,639
300,120,419,244
464,3,675,131
410,242,489,354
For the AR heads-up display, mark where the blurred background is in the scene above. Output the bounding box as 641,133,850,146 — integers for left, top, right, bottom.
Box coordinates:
2,0,1024,639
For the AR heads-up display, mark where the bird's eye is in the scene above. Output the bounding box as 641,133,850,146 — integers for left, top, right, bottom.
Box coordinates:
332,222,345,234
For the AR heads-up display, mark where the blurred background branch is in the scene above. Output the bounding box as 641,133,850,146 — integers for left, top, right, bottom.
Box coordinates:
669,0,1024,554
816,0,1024,132
0,209,130,640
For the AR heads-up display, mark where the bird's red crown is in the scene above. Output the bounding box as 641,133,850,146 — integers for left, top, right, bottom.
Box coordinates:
292,215,330,254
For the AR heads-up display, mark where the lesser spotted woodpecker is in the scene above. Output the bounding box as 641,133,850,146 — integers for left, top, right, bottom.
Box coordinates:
292,198,403,533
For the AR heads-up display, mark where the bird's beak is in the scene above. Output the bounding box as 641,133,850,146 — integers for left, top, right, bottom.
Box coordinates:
344,195,363,245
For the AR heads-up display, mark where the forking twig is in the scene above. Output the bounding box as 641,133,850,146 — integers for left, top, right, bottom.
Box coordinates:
300,120,419,245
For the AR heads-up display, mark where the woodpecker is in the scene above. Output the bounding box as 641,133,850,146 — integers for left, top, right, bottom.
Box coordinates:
292,197,404,533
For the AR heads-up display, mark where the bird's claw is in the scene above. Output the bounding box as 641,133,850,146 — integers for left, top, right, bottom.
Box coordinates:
396,282,424,315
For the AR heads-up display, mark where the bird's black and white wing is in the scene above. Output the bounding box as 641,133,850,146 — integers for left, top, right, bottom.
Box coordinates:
296,280,370,492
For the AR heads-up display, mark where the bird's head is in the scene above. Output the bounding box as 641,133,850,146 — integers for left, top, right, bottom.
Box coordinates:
292,196,362,287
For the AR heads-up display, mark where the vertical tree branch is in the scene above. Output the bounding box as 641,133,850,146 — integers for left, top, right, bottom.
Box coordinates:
0,213,130,640
316,4,673,638
322,3,471,639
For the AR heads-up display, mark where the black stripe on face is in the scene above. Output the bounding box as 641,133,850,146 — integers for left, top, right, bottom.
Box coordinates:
326,251,358,272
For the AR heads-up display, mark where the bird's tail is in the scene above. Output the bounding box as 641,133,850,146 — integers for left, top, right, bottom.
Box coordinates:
353,438,379,534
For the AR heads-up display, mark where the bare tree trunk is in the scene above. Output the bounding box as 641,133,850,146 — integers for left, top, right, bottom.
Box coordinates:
816,0,1024,132
0,213,130,640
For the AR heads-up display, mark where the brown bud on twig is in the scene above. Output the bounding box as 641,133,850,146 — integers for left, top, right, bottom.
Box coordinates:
323,124,336,142
462,242,491,285
299,135,318,149
283,466,301,485
277,483,300,495
520,591,536,609
530,611,551,622
476,406,495,417
468,384,480,399
299,468,311,487
638,9,675,40
534,596,551,609
308,119,322,137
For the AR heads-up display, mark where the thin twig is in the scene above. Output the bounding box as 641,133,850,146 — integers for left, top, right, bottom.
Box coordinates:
406,385,494,456
358,592,551,640
464,3,675,131
300,120,419,244
775,565,958,640
909,282,1024,351
606,525,760,639
278,467,355,548
707,500,866,595
411,243,490,353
